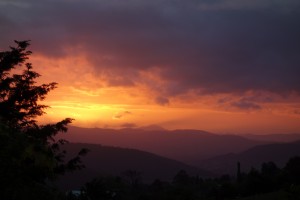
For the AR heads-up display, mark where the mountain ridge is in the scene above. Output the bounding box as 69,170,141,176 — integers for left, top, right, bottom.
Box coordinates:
198,140,300,175
60,126,265,164
57,142,211,191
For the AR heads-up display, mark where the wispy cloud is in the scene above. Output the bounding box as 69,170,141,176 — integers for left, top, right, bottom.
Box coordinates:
155,96,169,106
120,123,137,128
113,111,132,119
231,99,262,110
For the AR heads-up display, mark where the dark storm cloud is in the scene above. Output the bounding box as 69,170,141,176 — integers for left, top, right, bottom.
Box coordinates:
1,0,300,97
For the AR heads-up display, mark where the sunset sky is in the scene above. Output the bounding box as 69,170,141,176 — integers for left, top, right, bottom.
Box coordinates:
1,0,300,134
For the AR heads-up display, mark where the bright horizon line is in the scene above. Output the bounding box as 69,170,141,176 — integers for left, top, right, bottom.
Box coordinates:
64,124,300,136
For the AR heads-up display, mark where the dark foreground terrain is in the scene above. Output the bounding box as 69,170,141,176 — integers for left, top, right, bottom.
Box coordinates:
63,155,300,200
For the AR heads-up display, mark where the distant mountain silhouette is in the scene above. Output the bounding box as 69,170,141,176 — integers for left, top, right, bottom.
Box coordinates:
139,124,166,131
243,133,300,143
57,143,211,191
198,140,300,175
61,126,263,164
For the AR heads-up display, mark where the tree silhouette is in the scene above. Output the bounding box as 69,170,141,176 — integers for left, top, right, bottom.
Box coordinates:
0,43,55,128
284,156,300,185
0,41,87,199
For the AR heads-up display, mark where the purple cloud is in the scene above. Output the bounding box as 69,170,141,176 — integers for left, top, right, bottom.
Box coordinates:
1,0,300,101
231,100,262,110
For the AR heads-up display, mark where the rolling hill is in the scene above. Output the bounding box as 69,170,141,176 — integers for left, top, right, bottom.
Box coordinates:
57,143,211,191
242,133,300,143
197,140,300,175
59,126,264,165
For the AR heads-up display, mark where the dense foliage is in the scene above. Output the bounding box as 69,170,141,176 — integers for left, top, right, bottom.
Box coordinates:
74,157,300,200
0,41,87,199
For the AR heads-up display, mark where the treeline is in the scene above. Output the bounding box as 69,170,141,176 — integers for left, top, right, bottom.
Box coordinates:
69,157,300,200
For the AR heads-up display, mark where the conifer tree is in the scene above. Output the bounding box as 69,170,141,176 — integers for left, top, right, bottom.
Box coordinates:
0,40,87,199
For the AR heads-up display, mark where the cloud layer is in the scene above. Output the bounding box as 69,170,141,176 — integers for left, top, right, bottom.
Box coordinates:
1,0,300,104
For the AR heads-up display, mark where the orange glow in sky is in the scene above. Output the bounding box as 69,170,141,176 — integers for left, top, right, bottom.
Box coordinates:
31,54,300,134
2,0,300,134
